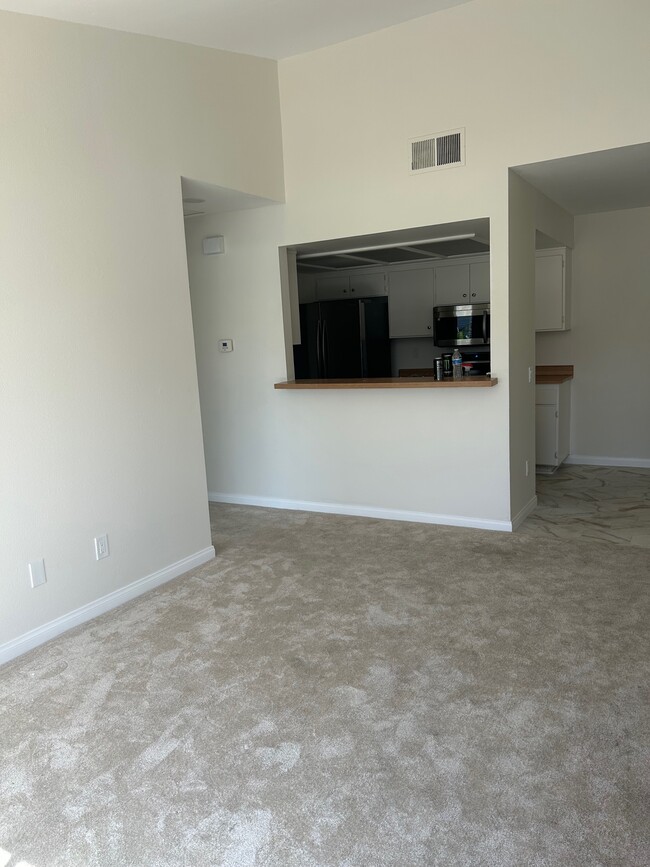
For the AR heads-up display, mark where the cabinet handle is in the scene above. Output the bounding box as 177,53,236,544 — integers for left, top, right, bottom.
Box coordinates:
462,293,468,298
427,325,432,330
350,288,355,293
471,292,476,297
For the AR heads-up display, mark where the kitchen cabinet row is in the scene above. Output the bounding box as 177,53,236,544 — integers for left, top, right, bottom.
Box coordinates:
297,247,570,336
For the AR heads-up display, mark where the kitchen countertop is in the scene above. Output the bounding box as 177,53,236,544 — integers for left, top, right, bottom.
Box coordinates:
536,365,574,384
275,376,498,390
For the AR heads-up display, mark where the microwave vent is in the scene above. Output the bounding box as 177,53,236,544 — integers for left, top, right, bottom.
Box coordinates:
410,128,465,173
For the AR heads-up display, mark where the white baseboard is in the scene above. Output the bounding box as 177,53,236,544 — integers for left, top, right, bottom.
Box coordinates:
564,455,650,469
209,492,514,532
510,495,538,530
0,546,215,668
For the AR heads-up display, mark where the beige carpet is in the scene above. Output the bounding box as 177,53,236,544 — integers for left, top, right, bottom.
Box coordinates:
1,501,648,866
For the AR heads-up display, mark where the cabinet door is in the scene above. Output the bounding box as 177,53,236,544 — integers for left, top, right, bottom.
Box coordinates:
557,380,571,464
535,404,559,465
469,261,490,302
535,253,565,331
315,275,350,301
349,272,386,297
434,264,470,306
388,268,434,338
297,273,317,304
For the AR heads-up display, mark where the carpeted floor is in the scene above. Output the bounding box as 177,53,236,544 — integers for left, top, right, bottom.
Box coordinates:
1,495,649,866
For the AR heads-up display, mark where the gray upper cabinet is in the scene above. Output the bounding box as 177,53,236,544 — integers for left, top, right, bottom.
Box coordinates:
349,271,387,297
315,271,386,301
535,248,571,331
434,257,490,307
468,261,490,302
299,252,493,340
314,275,351,301
388,267,435,338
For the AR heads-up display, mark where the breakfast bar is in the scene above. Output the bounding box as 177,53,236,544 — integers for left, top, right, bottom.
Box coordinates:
275,376,497,389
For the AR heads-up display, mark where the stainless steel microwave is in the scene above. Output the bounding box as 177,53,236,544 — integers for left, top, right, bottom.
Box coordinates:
433,303,490,346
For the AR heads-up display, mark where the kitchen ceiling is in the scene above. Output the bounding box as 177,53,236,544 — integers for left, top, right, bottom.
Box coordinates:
293,219,490,272
0,0,475,59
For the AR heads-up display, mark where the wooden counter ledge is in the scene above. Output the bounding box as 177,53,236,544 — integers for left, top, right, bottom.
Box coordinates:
535,365,574,384
275,376,498,390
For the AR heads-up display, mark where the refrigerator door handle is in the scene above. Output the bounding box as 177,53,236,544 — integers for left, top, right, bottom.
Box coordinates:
359,300,368,377
316,318,322,377
322,320,329,377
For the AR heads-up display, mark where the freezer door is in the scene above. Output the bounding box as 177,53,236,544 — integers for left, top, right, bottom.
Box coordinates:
320,300,363,378
360,297,391,377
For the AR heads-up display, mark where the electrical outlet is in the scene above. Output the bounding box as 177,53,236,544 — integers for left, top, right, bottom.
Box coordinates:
218,338,233,353
94,534,110,560
28,558,47,589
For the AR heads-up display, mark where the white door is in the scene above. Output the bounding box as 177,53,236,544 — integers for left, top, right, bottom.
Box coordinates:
535,404,559,465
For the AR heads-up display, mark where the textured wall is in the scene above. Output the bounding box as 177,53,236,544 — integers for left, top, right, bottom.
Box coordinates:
536,206,650,462
0,11,284,650
271,0,647,520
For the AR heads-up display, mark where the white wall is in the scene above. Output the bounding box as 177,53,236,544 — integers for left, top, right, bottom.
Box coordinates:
507,172,537,517
0,11,284,657
185,0,650,533
185,206,289,500
272,0,650,524
187,205,510,527
536,206,650,463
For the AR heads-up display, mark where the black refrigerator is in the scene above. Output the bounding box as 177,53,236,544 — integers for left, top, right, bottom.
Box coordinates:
294,297,392,379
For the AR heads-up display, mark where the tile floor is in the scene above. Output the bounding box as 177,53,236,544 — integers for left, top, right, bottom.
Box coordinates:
522,464,650,548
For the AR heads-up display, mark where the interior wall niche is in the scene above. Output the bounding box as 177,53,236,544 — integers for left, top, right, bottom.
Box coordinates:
279,218,491,380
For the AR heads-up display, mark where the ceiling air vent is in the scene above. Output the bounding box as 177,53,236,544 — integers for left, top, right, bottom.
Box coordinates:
410,128,465,173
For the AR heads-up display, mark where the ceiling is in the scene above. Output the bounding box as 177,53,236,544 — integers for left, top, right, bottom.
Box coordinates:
292,219,490,271
181,177,279,218
6,2,646,218
514,143,650,216
0,0,474,59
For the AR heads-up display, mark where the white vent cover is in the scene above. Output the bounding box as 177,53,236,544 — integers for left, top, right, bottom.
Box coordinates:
410,128,465,173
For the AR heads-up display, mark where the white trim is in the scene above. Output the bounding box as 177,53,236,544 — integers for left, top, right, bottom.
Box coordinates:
564,455,650,469
209,492,513,532
510,495,538,531
0,546,215,668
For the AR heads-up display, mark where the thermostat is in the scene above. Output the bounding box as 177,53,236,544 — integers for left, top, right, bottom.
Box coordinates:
219,339,233,352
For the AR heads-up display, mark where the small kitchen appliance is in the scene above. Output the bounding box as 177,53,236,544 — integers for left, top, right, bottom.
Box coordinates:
433,303,490,347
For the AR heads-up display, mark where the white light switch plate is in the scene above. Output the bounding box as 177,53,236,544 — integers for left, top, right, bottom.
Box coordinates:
29,558,47,588
94,534,110,560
